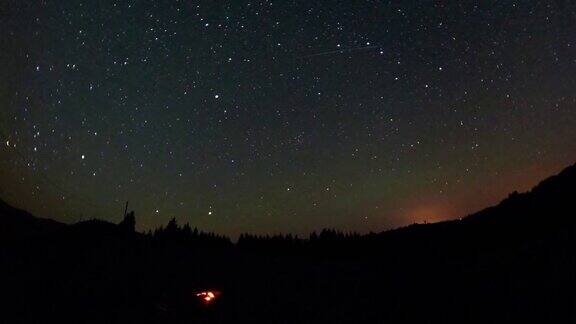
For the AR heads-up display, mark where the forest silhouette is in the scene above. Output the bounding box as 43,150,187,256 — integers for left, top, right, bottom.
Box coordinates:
1,163,576,323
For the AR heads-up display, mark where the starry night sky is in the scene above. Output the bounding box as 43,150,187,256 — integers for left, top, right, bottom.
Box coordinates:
1,1,576,237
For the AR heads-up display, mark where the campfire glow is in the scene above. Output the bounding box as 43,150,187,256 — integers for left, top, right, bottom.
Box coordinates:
196,290,220,304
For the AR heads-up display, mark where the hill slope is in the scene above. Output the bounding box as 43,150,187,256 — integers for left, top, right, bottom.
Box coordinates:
0,198,65,241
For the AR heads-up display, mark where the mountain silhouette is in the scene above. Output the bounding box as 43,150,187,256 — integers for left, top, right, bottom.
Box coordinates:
1,163,575,323
0,198,65,241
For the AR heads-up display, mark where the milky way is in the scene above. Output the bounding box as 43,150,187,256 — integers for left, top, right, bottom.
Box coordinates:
1,1,576,237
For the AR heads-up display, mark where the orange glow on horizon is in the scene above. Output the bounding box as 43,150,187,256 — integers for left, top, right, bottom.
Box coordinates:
406,203,455,224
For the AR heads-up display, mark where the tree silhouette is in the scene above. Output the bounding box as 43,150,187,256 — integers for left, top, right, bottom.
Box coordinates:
119,211,136,232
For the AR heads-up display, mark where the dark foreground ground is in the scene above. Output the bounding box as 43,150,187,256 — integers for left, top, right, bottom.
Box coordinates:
1,164,576,323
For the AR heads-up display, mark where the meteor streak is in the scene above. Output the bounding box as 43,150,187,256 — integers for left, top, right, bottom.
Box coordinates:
302,45,381,58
